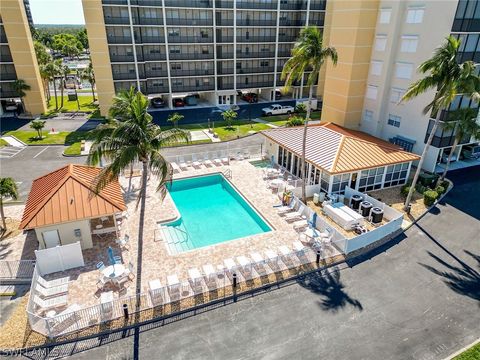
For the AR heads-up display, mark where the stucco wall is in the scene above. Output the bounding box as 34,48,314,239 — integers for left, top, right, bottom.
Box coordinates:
35,219,93,250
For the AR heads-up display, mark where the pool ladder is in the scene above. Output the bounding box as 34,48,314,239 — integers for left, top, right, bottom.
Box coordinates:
223,169,232,179
156,225,189,245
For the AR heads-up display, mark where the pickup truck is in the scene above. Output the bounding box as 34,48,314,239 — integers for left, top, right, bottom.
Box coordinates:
262,104,294,116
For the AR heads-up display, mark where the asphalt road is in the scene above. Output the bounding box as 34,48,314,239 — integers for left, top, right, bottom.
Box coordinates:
56,166,480,360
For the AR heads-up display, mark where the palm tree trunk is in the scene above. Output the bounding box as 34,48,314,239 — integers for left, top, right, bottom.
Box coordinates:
300,85,314,202
127,162,134,195
91,82,96,102
60,79,65,108
135,160,149,305
0,198,6,231
440,135,459,181
404,112,441,210
53,77,58,110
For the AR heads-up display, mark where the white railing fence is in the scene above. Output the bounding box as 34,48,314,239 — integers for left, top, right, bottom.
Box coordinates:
35,242,84,276
165,145,264,165
26,243,336,338
0,260,36,279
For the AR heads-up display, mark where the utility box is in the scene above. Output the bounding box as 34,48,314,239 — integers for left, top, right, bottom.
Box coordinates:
67,91,77,101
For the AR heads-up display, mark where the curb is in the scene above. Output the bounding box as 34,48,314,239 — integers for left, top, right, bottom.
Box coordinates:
443,338,480,359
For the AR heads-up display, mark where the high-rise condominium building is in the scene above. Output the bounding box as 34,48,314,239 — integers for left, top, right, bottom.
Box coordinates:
0,0,46,115
82,0,327,115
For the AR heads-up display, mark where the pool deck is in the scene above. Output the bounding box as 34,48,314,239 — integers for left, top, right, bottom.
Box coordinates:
28,159,343,310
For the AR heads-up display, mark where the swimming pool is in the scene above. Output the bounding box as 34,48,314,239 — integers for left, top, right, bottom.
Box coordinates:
249,159,272,168
161,174,272,254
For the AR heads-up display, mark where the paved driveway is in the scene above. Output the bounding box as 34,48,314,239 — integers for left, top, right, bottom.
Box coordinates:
55,166,479,360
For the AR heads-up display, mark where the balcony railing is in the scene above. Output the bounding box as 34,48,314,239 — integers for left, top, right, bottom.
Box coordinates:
0,55,13,62
104,16,130,25
278,36,297,42
107,36,133,44
218,83,234,90
237,81,273,89
237,36,276,43
215,0,233,8
169,52,214,60
102,0,127,4
216,19,234,26
110,54,136,62
145,85,169,94
277,51,292,57
218,68,234,75
164,0,212,7
131,0,162,5
281,2,307,10
136,36,165,44
168,36,212,43
236,19,277,26
112,72,138,80
237,51,275,58
170,69,214,77
172,83,215,92
143,53,167,61
217,52,234,59
217,35,234,42
279,19,305,26
0,90,19,98
166,18,213,26
145,70,168,78
237,67,274,74
137,18,163,26
0,35,8,43
310,0,327,10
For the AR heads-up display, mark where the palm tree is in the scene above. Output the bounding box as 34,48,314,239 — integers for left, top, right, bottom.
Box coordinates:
0,178,18,232
59,64,70,109
43,60,61,110
281,26,338,201
440,107,480,181
401,36,480,209
167,112,184,128
12,79,31,114
87,91,190,302
221,108,237,128
108,86,137,120
81,61,96,102
30,119,46,139
39,64,51,101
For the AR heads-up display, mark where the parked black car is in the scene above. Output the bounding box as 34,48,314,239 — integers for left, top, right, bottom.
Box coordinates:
151,97,166,108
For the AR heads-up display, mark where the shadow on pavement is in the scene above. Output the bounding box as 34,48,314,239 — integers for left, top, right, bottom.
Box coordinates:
419,250,479,304
296,270,363,312
0,116,30,132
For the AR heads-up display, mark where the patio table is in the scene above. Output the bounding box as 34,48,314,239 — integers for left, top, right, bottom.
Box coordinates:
102,264,125,279
95,224,103,229
100,291,114,304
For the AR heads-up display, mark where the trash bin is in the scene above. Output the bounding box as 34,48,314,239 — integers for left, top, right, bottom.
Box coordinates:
313,193,319,204
319,192,326,202
67,91,77,101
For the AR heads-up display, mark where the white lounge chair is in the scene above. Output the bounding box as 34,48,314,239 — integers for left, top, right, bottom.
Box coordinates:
264,249,280,271
236,256,253,279
278,245,294,267
178,156,188,170
250,252,267,275
37,276,69,289
171,162,181,173
34,295,68,310
202,264,217,287
285,204,306,221
49,303,81,336
293,219,309,231
236,152,244,161
221,151,229,165
293,240,306,253
167,274,181,301
191,154,202,168
36,283,68,298
188,268,203,292
223,258,237,279
276,199,297,215
203,154,213,167
212,153,222,166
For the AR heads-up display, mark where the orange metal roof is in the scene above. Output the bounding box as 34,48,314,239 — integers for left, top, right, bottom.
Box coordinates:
262,122,420,174
20,164,127,230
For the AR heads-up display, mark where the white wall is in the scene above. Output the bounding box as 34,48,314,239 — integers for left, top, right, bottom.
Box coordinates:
35,219,93,250
35,242,85,276
360,0,457,171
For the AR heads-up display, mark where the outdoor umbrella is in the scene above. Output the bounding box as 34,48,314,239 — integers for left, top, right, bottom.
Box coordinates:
107,246,115,265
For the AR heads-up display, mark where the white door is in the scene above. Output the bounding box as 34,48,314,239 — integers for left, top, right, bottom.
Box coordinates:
42,230,60,248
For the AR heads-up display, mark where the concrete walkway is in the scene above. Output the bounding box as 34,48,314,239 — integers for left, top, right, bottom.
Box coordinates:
252,117,280,128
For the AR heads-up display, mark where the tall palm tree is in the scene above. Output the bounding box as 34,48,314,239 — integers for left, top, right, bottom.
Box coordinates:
59,64,70,109
43,60,61,110
281,26,337,202
440,107,480,181
39,64,51,101
0,177,18,232
80,61,96,102
87,91,190,302
401,36,480,209
108,86,137,120
12,79,31,114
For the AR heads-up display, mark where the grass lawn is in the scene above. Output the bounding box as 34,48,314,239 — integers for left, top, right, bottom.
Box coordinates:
260,110,322,125
454,342,480,360
0,138,8,147
177,120,271,141
4,130,88,146
46,95,98,113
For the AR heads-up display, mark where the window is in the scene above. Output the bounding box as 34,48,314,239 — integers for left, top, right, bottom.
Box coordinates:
384,163,409,188
358,167,385,192
379,8,392,24
375,35,387,51
171,63,181,70
366,85,378,100
260,60,269,67
168,28,179,36
331,173,351,194
320,171,330,193
406,7,424,24
395,62,413,79
364,110,374,122
390,88,405,103
370,60,383,76
400,35,419,53
387,114,401,127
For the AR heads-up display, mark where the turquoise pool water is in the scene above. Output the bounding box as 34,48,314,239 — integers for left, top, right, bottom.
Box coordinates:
162,174,271,253
249,159,272,168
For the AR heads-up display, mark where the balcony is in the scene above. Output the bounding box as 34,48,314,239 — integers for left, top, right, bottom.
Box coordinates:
237,81,273,89
145,70,168,78
137,36,165,44
279,19,305,26
0,34,8,43
172,83,215,92
218,83,234,90
170,69,214,77
169,52,213,60
277,51,292,57
217,52,234,59
110,54,136,62
278,35,297,42
104,17,130,25
0,90,19,98
218,67,234,75
166,18,213,26
237,67,274,74
164,0,212,7
0,54,13,62
107,36,133,44
112,72,138,81
237,1,277,9
168,36,212,43
236,19,277,26
145,85,169,94
143,53,167,61
131,0,162,5
217,35,234,42
237,36,276,43
138,18,163,26
310,0,326,10
216,19,234,26
102,0,127,4
237,51,275,58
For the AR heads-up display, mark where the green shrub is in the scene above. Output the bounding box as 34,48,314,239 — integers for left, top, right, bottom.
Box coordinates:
285,116,305,127
401,185,411,197
435,185,446,195
423,190,439,207
440,180,449,191
415,183,427,194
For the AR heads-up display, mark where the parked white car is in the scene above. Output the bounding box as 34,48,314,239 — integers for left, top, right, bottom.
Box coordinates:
262,104,294,116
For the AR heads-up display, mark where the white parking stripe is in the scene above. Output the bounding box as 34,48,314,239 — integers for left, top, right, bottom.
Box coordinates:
0,146,26,158
33,146,49,158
